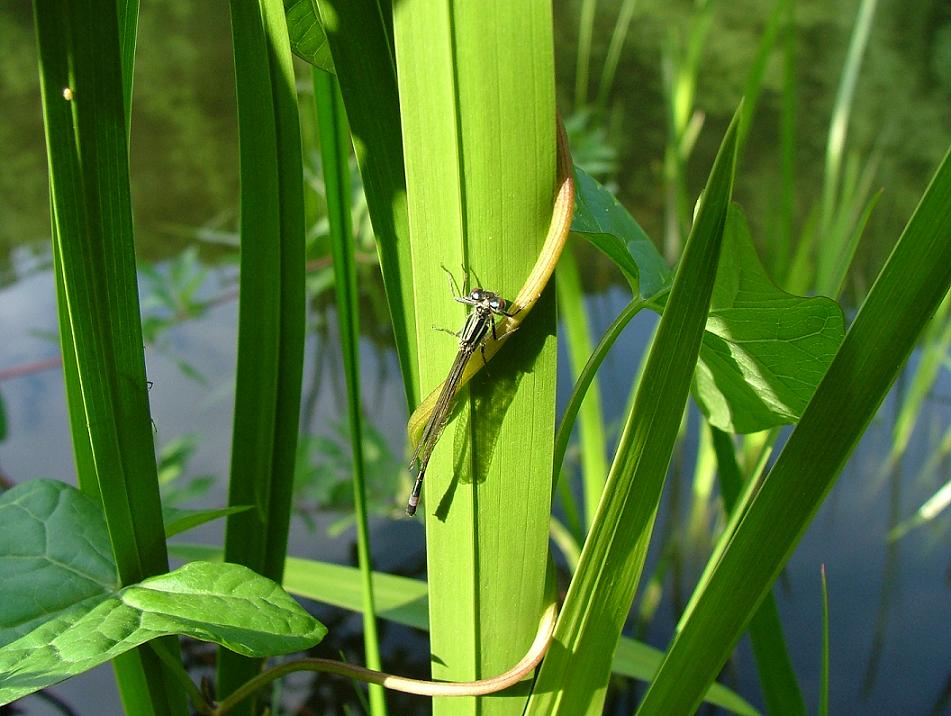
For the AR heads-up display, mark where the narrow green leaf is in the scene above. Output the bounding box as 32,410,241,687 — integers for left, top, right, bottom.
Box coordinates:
612,641,759,716
694,205,845,433
313,69,386,715
219,0,307,703
162,506,251,538
556,244,610,527
315,0,418,405
571,165,672,298
820,0,879,235
637,146,951,715
711,428,806,715
394,4,558,715
526,103,741,716
34,2,184,710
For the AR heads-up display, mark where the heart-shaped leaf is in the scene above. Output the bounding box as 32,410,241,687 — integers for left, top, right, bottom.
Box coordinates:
694,205,846,433
0,481,326,705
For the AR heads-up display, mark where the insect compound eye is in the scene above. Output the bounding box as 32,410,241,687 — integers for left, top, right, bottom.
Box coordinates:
489,298,502,310
470,289,483,301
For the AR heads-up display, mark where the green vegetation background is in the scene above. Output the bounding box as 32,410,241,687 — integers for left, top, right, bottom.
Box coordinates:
3,0,949,284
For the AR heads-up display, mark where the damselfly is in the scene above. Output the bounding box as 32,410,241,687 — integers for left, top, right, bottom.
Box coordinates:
406,271,516,516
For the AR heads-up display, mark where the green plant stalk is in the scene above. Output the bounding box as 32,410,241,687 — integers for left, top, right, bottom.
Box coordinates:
737,0,792,150
595,0,638,108
555,244,608,528
776,0,797,279
661,0,715,260
574,0,598,105
313,68,386,716
710,427,805,715
393,2,557,714
314,0,419,406
551,296,654,487
33,2,185,713
637,145,951,714
219,0,306,706
888,294,951,464
819,0,878,235
526,104,740,715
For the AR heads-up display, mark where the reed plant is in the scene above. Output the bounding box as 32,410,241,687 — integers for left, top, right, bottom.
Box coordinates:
3,1,949,715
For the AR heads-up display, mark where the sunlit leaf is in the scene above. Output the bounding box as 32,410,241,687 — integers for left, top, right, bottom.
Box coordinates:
0,482,324,706
694,205,846,433
571,165,672,298
283,0,334,71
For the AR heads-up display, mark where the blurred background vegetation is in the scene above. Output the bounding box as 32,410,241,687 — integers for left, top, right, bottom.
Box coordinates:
3,0,949,292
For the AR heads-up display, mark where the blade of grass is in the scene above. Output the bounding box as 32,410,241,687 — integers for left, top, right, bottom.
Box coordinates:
552,296,654,489
775,0,797,279
819,0,879,235
556,244,609,529
394,3,558,714
711,427,806,715
737,0,792,150
595,0,638,108
526,103,740,716
575,0,598,106
33,1,184,712
218,0,306,705
313,69,386,716
314,0,419,406
637,145,951,714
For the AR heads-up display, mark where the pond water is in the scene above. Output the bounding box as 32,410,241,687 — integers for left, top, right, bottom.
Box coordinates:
3,252,950,714
3,0,950,713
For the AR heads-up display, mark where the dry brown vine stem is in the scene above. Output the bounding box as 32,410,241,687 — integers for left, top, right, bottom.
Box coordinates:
211,600,559,713
301,599,558,696
406,115,576,448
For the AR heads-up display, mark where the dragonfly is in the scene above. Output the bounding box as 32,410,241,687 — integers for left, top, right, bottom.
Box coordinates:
406,271,517,516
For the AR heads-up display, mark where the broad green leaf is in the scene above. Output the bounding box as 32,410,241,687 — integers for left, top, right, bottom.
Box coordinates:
694,205,846,433
637,146,951,714
0,482,325,706
0,561,325,706
571,165,672,298
0,480,118,647
283,0,334,70
526,103,740,716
